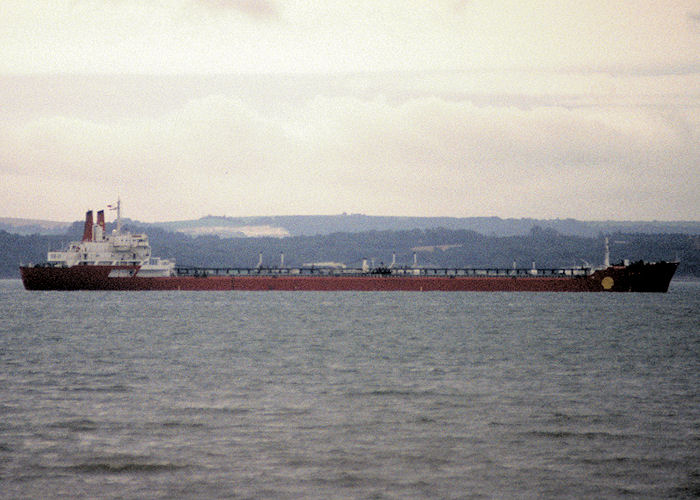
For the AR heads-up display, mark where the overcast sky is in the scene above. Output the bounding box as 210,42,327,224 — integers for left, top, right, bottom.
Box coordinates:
1,0,698,222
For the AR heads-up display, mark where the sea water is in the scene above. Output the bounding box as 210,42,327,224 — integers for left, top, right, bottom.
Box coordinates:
0,279,698,499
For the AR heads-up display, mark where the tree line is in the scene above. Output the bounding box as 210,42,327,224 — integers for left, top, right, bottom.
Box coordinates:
2,222,697,278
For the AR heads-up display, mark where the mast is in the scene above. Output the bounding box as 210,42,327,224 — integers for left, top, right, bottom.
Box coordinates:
604,237,610,268
108,198,122,233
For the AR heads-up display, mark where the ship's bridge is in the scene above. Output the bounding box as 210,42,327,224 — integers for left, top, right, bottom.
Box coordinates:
47,224,153,267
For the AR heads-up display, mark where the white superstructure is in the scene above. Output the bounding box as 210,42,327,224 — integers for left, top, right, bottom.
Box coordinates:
46,201,175,277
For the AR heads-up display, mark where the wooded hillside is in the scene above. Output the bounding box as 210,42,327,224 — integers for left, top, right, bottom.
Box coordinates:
2,223,697,278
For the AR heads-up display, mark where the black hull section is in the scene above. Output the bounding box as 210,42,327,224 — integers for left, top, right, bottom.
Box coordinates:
622,261,679,292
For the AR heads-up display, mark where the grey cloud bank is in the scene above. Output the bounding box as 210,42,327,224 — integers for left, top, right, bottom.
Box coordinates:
0,1,698,222
1,71,697,222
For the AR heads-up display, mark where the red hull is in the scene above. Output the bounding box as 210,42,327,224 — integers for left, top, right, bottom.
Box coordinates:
20,262,677,292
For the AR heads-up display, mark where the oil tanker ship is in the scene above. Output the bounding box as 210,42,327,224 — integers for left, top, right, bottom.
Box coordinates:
20,205,678,292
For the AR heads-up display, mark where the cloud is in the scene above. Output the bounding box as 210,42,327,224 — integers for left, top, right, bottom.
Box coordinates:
2,1,698,74
2,90,697,220
1,95,293,181
689,11,700,32
451,0,473,13
192,0,279,19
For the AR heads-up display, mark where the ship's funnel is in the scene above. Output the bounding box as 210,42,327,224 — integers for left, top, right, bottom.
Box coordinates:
82,210,93,242
97,210,106,231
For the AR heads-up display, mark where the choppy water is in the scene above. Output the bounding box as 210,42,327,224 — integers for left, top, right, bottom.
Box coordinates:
0,279,698,499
